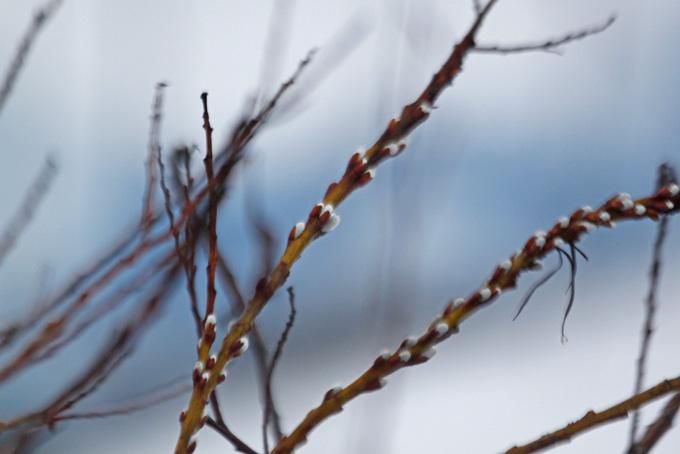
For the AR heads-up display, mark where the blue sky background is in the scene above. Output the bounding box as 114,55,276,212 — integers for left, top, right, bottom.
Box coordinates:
1,0,680,453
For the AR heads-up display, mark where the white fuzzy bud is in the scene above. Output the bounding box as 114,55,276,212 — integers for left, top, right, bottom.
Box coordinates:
580,222,596,233
321,213,341,233
293,222,305,238
398,350,411,362
665,200,674,210
553,237,565,248
421,347,437,359
479,287,492,301
386,143,400,156
635,204,646,216
239,337,249,354
599,211,611,222
419,101,434,114
194,361,204,373
558,216,569,228
403,336,418,347
205,314,217,327
435,322,449,335
668,184,679,196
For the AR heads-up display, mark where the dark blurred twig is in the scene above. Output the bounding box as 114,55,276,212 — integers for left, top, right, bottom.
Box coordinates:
0,0,63,116
141,82,167,233
627,163,677,451
207,393,260,454
473,16,615,55
0,157,57,268
262,287,297,452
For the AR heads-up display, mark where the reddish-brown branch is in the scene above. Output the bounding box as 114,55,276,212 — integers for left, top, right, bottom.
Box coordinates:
271,184,680,453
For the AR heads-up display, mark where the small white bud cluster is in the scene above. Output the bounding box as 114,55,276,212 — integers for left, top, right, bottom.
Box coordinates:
194,361,204,374
500,259,512,271
553,237,565,248
599,211,611,222
205,314,216,328
634,204,646,216
558,216,570,229
665,200,675,210
668,183,679,197
534,230,547,249
479,287,492,302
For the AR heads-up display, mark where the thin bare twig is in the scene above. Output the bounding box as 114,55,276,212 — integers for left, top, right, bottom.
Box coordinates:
262,287,297,452
627,164,677,451
504,377,680,454
207,393,260,454
629,392,680,454
473,16,615,55
201,92,218,321
141,81,167,233
0,157,57,267
54,381,191,422
0,0,63,115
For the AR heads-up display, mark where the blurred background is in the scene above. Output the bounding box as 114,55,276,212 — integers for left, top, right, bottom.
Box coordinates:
1,0,680,452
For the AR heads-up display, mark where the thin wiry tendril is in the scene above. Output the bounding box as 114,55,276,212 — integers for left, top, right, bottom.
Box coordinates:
561,243,579,343
513,252,564,321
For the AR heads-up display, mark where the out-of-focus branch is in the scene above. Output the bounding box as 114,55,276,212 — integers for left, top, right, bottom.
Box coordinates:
207,393,260,454
0,0,63,115
627,163,677,452
629,392,680,454
262,287,297,452
504,376,680,454
0,157,57,267
141,82,167,233
473,16,615,55
0,266,179,434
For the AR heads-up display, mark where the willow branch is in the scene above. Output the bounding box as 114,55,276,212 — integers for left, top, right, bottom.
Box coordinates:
174,0,618,450
272,186,680,453
505,377,680,454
